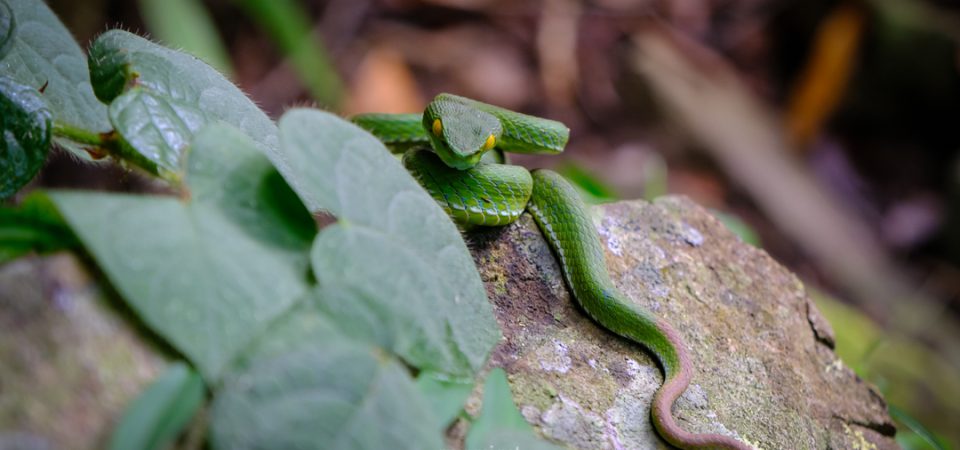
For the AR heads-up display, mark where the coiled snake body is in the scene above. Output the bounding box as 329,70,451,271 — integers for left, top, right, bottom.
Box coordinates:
352,93,750,450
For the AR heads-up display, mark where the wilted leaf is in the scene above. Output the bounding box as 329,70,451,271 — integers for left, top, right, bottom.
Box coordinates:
0,75,51,198
212,304,442,450
276,109,498,377
109,362,204,450
50,124,313,380
0,0,110,155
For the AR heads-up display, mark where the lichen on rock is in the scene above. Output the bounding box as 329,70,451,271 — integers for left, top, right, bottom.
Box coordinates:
467,196,898,450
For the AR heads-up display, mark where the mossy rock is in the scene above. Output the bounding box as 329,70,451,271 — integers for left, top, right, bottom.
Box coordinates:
466,196,897,450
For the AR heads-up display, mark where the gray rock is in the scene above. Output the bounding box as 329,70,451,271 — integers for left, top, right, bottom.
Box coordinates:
0,254,169,450
466,196,897,450
0,196,897,450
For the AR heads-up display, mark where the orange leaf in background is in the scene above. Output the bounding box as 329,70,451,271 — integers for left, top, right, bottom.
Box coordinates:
344,46,424,115
785,2,865,150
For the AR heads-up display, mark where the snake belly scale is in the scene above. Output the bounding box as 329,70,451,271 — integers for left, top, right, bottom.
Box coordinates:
352,93,751,450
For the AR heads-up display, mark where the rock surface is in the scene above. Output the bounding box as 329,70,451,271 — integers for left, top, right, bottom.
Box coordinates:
0,196,898,450
467,196,897,450
0,254,170,450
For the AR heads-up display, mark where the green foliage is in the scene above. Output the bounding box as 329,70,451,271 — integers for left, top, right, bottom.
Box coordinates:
556,162,619,204
1,2,552,446
1,0,109,156
890,405,949,450
466,368,563,450
416,371,475,432
137,0,234,76
0,76,50,198
712,210,761,247
276,110,500,376
50,125,314,381
109,362,205,450
212,303,442,450
0,1,13,59
813,290,959,449
236,0,343,107
0,191,77,264
88,30,277,177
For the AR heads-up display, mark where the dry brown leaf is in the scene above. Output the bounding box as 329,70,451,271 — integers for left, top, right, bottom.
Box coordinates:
785,2,865,150
344,46,424,115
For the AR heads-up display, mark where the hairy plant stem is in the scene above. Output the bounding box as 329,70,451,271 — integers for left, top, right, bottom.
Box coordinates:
52,121,107,147
51,121,162,178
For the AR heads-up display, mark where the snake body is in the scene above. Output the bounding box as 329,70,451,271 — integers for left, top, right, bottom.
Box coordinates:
352,93,750,450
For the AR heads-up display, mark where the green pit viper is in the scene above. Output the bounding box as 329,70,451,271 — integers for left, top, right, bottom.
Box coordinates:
352,93,751,450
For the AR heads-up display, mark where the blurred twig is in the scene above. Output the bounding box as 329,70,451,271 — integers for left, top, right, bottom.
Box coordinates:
631,24,960,369
536,0,580,109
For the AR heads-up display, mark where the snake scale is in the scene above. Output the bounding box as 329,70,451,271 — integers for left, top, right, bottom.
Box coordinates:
352,93,750,450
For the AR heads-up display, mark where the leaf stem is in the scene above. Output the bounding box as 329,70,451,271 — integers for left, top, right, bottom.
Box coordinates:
52,121,106,146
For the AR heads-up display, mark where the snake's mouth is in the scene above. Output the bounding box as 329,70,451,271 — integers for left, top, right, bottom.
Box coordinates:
432,142,484,170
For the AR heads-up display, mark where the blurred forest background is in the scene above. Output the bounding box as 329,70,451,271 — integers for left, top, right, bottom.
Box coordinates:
25,0,960,447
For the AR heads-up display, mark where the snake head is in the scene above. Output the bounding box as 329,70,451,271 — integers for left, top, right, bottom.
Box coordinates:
423,95,503,170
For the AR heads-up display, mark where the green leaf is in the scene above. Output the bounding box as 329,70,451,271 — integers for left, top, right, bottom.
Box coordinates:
211,303,442,450
109,362,204,450
0,75,51,198
466,368,563,450
556,162,619,204
890,404,948,450
310,225,492,377
50,124,313,380
0,0,110,155
276,109,499,377
87,30,276,176
106,87,208,177
712,210,761,247
236,0,342,107
416,371,474,432
0,0,13,60
0,191,77,264
137,0,233,76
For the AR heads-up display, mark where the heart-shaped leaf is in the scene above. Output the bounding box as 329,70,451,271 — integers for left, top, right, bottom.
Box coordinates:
276,109,499,377
212,303,442,450
50,124,314,380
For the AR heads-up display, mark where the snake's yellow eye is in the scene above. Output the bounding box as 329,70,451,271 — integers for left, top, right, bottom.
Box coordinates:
432,118,443,137
483,134,496,150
